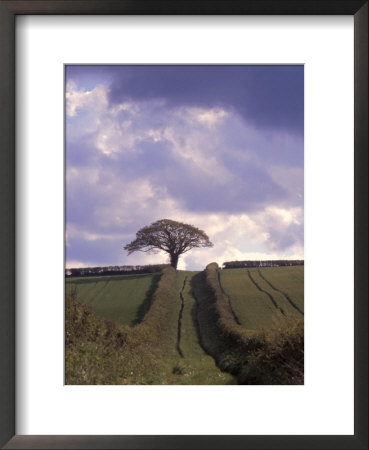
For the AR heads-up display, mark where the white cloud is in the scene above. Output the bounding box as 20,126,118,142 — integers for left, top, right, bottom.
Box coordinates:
66,80,108,117
181,106,229,127
262,206,303,225
66,260,100,269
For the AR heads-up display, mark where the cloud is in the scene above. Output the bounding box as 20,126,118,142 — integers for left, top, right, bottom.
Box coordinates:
101,65,304,136
65,68,304,269
66,207,304,271
66,260,96,269
66,79,108,118
180,106,229,128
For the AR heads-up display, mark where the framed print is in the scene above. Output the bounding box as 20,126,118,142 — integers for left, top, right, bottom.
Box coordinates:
0,1,367,449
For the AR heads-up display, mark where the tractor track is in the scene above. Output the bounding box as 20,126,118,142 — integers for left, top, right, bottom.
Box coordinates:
247,270,286,316
89,279,110,305
217,270,241,325
191,289,208,355
257,270,304,316
176,277,186,358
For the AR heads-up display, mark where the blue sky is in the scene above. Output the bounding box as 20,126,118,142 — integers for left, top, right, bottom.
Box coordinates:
66,65,304,270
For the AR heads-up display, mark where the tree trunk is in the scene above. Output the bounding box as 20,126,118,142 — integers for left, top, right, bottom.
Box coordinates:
170,253,179,269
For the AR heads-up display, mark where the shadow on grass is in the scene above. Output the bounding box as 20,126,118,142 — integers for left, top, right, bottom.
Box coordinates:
189,276,206,354
189,273,238,385
131,273,161,326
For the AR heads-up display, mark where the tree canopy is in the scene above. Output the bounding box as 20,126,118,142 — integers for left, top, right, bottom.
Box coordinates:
124,219,213,269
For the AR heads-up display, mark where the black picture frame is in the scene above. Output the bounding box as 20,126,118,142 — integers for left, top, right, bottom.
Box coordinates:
0,1,367,449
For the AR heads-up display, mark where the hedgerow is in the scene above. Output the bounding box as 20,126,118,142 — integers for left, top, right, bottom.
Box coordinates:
66,266,178,384
200,263,304,384
205,263,261,348
66,264,303,385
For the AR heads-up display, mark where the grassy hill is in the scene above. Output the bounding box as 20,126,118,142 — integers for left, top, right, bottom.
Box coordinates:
168,271,235,384
66,273,160,327
220,266,304,330
65,264,304,385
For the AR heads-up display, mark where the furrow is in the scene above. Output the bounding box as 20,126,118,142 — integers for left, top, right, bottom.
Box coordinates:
257,270,304,316
176,277,186,358
190,288,207,354
247,270,285,316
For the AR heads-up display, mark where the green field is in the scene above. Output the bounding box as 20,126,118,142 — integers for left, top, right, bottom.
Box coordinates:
219,266,304,330
168,271,235,384
254,266,304,313
66,265,303,384
65,273,160,326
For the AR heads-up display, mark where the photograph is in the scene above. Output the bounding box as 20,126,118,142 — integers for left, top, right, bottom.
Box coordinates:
65,64,304,385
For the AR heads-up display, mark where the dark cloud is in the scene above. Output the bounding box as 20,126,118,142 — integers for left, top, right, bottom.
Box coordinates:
88,65,304,136
67,65,304,136
221,118,304,168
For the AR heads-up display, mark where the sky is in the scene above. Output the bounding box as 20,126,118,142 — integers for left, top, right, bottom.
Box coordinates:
66,65,304,271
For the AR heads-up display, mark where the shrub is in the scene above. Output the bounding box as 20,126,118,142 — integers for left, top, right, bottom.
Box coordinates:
65,266,177,384
205,263,260,349
202,263,304,384
238,320,304,384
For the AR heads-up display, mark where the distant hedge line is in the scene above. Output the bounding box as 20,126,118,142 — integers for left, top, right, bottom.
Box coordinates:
203,263,304,384
222,260,304,269
66,264,168,277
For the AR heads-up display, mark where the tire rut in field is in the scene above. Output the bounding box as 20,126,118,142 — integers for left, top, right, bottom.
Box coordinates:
257,270,304,316
190,288,207,354
89,279,110,305
247,270,285,316
217,270,241,325
176,277,186,358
